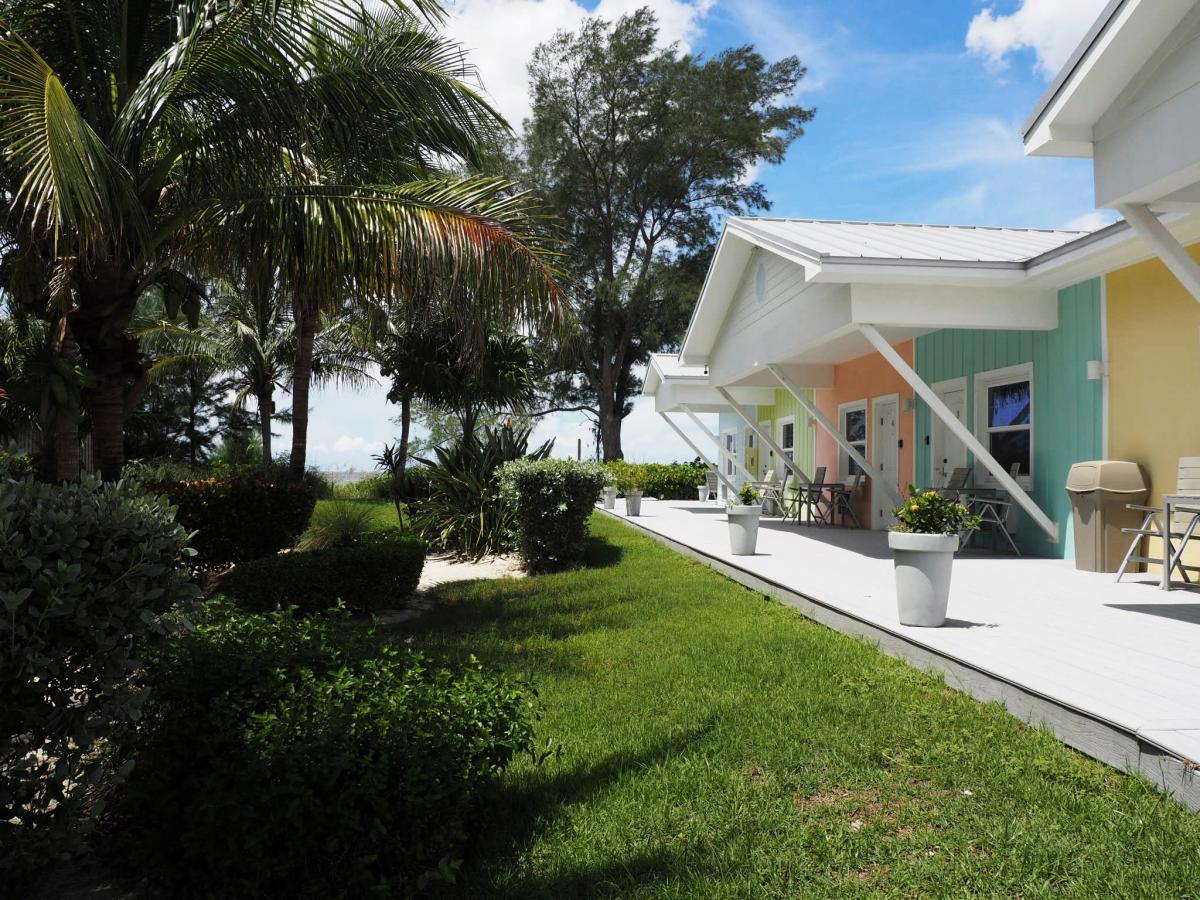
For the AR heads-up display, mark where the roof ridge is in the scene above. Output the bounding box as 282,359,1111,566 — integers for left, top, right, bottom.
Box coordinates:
730,216,1088,235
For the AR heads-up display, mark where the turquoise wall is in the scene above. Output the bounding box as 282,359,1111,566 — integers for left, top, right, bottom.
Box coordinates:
914,278,1103,558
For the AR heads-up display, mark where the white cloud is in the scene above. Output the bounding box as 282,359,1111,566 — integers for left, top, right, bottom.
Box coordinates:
332,435,386,456
445,0,715,126
966,0,1109,79
1061,209,1118,232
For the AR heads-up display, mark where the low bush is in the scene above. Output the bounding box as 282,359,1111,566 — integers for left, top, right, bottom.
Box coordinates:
104,602,538,899
412,425,551,558
500,458,608,572
219,532,426,615
0,477,199,890
147,477,317,567
604,460,707,499
334,473,393,500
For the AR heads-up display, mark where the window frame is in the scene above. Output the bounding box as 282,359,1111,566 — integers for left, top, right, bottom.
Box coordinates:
775,416,795,478
837,399,869,483
721,428,738,480
973,362,1034,488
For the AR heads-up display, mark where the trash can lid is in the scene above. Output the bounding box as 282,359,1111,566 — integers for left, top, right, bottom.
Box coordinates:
1065,460,1148,493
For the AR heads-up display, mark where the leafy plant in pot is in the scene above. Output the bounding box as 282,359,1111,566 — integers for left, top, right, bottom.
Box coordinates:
727,483,763,555
888,486,982,627
617,468,644,516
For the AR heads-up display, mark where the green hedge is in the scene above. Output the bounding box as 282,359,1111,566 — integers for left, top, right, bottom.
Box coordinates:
499,458,608,572
104,602,538,898
148,478,317,567
604,460,707,499
0,477,199,890
219,531,426,615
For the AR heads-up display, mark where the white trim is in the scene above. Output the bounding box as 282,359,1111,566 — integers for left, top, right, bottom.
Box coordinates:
721,427,738,481
973,362,1034,490
871,393,901,529
680,405,756,485
836,399,869,484
775,415,796,480
928,376,968,487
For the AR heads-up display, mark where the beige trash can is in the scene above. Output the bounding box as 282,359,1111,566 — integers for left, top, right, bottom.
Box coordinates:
1065,461,1149,572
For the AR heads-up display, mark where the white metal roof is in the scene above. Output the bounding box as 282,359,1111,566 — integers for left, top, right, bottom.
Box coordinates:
729,217,1088,266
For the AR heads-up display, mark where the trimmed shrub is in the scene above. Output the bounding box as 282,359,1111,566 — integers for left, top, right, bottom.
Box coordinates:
148,477,317,567
0,477,199,889
219,532,426,614
604,460,706,499
104,602,538,899
500,458,608,572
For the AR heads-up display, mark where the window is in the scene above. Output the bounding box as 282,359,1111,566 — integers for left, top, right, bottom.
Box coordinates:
776,417,794,478
723,430,737,478
975,363,1033,484
746,431,756,450
838,400,868,481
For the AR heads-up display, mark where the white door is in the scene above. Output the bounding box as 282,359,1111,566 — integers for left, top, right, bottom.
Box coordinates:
872,396,899,529
722,429,737,499
930,379,968,487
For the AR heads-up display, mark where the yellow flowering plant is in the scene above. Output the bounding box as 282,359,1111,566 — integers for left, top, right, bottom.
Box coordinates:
890,485,982,535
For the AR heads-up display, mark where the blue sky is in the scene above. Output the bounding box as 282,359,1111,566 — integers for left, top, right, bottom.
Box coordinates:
294,0,1110,473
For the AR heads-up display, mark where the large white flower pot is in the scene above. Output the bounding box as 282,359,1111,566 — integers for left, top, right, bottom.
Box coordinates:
625,491,643,516
888,531,959,627
697,486,709,502
601,487,617,510
728,504,763,555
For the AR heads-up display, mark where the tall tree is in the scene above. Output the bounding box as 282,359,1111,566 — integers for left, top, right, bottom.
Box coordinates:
0,0,562,480
522,9,812,459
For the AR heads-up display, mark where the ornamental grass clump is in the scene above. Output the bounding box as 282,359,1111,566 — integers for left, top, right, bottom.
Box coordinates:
891,485,982,535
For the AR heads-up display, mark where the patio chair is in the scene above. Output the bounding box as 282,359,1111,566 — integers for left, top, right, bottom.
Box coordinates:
798,465,831,526
829,470,864,528
937,467,971,497
754,470,790,517
965,494,1021,555
1116,457,1200,583
703,470,719,502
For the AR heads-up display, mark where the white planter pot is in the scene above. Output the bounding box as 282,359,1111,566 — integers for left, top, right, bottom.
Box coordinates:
624,491,643,516
697,486,709,502
727,503,763,555
601,487,617,510
888,531,959,627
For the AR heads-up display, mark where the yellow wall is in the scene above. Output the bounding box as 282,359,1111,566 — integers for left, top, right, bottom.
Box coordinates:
1107,244,1200,571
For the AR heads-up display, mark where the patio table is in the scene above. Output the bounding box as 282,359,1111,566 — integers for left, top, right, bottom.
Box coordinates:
1159,495,1200,591
799,483,843,526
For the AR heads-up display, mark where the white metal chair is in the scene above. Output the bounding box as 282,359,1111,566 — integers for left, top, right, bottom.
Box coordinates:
753,470,790,517
1116,457,1200,583
703,470,719,502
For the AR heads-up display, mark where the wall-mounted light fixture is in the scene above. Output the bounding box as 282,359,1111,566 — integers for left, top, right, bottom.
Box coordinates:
902,397,917,412
1086,360,1106,381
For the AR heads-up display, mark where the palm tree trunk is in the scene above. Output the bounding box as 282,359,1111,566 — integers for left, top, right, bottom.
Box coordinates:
51,312,80,482
289,299,317,481
259,389,273,475
397,394,411,481
92,377,126,481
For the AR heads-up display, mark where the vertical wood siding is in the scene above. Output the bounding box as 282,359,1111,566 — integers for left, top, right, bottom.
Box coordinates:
914,279,1103,557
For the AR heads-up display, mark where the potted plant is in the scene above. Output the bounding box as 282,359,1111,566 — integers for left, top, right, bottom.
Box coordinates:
727,483,763,555
888,486,981,627
600,470,617,510
618,468,644,516
697,483,709,502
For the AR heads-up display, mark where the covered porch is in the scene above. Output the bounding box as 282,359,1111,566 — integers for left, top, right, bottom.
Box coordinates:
601,497,1200,810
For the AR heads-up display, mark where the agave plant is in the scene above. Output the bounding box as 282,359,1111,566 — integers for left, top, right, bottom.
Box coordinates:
411,424,553,558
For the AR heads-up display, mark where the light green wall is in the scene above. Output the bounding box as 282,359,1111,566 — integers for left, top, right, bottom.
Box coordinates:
755,388,817,482
914,278,1103,558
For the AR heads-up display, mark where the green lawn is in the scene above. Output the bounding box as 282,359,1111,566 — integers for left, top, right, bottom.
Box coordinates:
395,514,1200,899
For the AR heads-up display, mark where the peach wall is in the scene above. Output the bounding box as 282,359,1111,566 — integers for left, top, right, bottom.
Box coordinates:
814,341,915,528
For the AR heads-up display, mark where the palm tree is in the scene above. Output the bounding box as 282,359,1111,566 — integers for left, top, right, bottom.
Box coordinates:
0,0,562,480
137,273,374,474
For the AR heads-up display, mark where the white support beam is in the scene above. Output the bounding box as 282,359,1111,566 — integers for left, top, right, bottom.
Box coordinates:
680,404,757,485
715,387,811,486
658,412,737,496
766,364,903,508
857,323,1060,543
1117,204,1200,306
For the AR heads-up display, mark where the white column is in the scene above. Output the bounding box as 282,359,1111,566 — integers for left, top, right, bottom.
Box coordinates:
680,404,757,484
765,364,903,507
714,387,811,486
857,323,1059,543
658,412,737,496
1116,204,1200,306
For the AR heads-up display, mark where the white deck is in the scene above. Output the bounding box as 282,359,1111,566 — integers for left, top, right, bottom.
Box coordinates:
602,499,1200,806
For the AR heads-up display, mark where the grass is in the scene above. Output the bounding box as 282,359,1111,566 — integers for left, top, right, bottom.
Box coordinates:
391,514,1200,899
